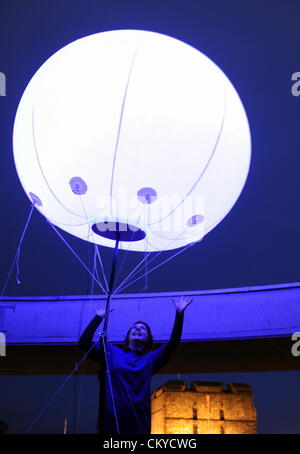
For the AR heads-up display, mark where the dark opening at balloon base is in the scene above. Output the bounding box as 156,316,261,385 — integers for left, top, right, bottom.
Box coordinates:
92,221,146,242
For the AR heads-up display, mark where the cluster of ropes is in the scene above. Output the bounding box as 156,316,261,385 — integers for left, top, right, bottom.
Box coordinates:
1,203,198,434
2,202,198,298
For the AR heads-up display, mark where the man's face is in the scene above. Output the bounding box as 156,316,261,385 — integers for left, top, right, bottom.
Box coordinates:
128,323,148,344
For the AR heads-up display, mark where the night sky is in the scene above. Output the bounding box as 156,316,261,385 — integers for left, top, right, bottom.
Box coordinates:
0,0,300,434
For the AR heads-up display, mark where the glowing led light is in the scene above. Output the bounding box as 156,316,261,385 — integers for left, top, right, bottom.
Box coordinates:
13,30,251,251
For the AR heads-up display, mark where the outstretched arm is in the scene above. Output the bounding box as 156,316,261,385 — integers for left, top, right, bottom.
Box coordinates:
151,296,192,373
160,296,193,359
78,308,110,362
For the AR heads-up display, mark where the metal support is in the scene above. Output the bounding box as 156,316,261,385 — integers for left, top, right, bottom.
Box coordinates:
98,233,120,435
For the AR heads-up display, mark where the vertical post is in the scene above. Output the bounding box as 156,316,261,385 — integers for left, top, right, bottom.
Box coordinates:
98,233,120,435
103,233,120,334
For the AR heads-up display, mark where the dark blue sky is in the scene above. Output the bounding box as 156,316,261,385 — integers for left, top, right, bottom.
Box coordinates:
0,0,300,434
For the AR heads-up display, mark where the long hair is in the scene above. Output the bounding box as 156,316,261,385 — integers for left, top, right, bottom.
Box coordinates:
124,321,153,354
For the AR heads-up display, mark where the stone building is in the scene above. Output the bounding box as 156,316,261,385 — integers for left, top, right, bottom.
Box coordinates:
151,381,257,434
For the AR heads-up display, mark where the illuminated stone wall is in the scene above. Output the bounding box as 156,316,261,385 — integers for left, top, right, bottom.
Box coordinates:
151,381,257,434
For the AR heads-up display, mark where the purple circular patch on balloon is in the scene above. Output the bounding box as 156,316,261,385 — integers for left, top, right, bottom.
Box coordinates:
137,187,157,204
69,177,88,195
187,214,204,227
29,192,42,206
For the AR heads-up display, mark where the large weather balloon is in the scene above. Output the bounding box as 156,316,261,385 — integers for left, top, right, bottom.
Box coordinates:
13,30,251,252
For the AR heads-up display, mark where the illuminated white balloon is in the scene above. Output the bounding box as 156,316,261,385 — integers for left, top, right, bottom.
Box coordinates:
13,30,251,251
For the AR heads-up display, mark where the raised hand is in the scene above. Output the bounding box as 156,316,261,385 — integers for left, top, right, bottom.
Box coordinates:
96,308,114,318
172,296,193,313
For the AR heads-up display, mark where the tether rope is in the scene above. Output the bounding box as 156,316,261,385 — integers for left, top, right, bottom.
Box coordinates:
1,204,35,296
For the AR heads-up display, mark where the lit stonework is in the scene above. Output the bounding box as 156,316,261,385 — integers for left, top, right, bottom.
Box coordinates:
151,381,257,434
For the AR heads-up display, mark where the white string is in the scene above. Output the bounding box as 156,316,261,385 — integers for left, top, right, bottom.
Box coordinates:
142,203,150,292
48,221,108,295
79,196,109,294
114,246,169,294
1,205,35,296
24,340,98,434
95,245,109,293
113,252,152,294
115,241,197,294
115,227,199,294
100,334,120,434
73,227,96,434
113,208,144,289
